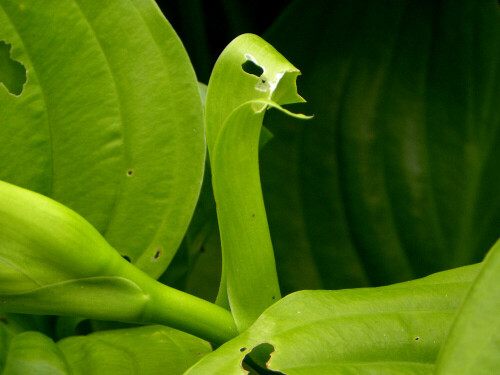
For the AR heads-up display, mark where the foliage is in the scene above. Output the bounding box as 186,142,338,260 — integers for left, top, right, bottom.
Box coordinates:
0,0,498,374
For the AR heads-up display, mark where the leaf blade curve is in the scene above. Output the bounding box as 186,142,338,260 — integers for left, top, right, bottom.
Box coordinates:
0,326,211,375
205,34,309,330
259,0,500,293
0,0,205,277
185,264,479,374
435,239,500,374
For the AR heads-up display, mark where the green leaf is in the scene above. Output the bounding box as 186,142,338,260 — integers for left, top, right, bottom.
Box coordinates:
0,180,237,344
185,264,479,374
259,0,500,292
205,34,309,330
2,332,69,375
0,326,211,375
0,0,205,278
435,239,500,374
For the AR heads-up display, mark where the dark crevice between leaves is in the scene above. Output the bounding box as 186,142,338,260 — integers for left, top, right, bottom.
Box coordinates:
0,40,27,96
241,343,284,375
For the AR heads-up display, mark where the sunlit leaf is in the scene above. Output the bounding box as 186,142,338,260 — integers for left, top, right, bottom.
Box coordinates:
205,34,309,330
0,326,210,375
435,239,500,374
0,0,205,278
0,180,237,344
186,264,479,374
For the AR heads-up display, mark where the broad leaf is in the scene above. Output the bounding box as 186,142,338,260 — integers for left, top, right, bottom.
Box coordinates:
259,0,500,292
0,326,211,375
185,264,479,374
0,0,205,278
435,239,500,374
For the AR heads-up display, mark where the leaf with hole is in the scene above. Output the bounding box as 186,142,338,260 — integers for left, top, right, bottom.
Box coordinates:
185,264,479,374
0,0,205,278
205,33,310,331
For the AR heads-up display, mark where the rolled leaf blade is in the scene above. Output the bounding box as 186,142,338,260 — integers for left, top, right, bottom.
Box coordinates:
205,34,309,330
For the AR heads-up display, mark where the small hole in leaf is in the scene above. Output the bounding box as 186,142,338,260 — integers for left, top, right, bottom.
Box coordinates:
121,255,131,262
272,296,275,300
154,248,161,259
242,60,264,77
415,336,420,341
126,170,134,177
241,343,284,374
239,347,247,352
0,41,27,96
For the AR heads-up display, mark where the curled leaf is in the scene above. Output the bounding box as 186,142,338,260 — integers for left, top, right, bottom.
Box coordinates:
205,34,309,331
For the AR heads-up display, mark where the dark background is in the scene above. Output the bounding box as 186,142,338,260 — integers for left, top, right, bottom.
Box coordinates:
157,0,291,82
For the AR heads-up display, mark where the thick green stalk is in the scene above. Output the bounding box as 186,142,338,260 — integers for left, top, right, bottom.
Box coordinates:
0,179,237,345
112,258,239,345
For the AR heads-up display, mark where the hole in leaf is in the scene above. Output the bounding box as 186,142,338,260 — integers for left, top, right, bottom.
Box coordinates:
241,343,284,374
0,41,27,96
242,60,264,77
239,347,247,352
121,255,131,262
126,170,134,177
415,336,420,341
153,248,161,259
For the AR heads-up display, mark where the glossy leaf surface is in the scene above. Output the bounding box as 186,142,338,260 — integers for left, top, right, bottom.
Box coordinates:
258,0,500,292
205,34,309,330
435,240,500,374
0,326,210,375
0,0,205,278
186,264,479,374
0,180,238,344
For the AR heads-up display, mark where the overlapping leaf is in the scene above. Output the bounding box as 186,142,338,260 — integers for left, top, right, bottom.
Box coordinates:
204,34,309,330
435,239,500,374
185,264,479,374
0,325,210,375
0,0,205,278
0,180,238,344
257,0,500,293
